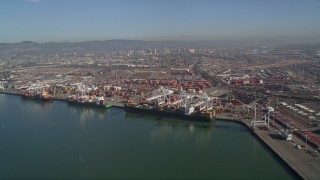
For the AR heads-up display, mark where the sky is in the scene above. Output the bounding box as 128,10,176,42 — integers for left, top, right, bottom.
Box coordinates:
0,0,320,43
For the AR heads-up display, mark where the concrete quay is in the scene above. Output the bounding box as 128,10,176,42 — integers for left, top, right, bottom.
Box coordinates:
0,89,125,107
0,89,20,96
216,114,320,180
1,89,319,179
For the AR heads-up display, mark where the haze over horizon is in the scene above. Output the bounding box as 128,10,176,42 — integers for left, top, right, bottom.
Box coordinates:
1,0,320,43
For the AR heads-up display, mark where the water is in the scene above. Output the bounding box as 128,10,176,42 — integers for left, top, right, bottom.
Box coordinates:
0,94,297,179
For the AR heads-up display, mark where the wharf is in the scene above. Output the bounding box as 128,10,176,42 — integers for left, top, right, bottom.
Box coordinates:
216,114,320,180
1,88,319,179
0,89,68,101
0,89,20,96
109,101,125,108
0,89,125,107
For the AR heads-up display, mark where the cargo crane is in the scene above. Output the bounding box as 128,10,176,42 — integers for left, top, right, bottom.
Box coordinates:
235,99,251,113
16,81,34,90
169,88,194,107
17,80,48,90
146,86,174,105
183,92,216,115
20,80,48,94
249,101,274,130
75,82,88,98
235,98,274,129
193,92,215,111
17,77,69,91
68,82,89,101
0,81,7,90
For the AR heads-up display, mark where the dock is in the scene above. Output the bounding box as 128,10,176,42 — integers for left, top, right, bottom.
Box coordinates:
108,101,125,108
0,89,20,96
216,114,320,180
1,89,320,179
0,89,123,106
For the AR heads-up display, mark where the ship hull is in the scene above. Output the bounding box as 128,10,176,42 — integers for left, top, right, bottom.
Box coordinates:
21,94,52,101
124,105,213,122
68,100,112,108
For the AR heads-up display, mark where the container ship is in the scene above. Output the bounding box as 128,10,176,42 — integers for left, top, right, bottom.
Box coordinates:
68,95,112,108
21,92,37,99
124,103,214,122
21,91,53,101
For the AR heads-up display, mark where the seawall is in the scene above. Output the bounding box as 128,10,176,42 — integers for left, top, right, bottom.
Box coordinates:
1,90,318,179
216,115,320,180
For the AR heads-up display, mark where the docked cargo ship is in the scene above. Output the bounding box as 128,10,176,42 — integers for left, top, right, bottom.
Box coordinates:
21,92,37,99
21,91,53,101
68,95,112,108
124,103,214,122
37,91,53,100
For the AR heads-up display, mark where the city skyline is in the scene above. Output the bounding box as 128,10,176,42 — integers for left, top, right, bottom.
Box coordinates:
1,0,320,43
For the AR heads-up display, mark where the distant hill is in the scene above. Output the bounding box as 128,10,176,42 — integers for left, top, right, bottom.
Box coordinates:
0,38,319,56
0,39,203,56
21,41,38,44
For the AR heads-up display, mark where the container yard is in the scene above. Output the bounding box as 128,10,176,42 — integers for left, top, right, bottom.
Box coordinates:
2,68,320,180
1,71,218,122
1,1,320,178
1,40,320,179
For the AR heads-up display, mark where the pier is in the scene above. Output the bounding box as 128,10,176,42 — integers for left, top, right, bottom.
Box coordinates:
1,89,320,179
216,114,320,180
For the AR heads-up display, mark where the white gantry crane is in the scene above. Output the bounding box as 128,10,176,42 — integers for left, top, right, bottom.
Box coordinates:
235,98,274,130
185,92,215,115
17,80,48,94
193,92,214,111
17,77,69,91
168,88,194,107
16,81,33,90
249,101,274,130
145,86,216,115
29,80,48,94
74,82,89,99
0,81,8,90
146,86,174,105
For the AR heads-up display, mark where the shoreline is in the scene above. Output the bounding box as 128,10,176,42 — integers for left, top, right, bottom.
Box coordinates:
216,116,320,180
0,90,318,179
216,118,303,179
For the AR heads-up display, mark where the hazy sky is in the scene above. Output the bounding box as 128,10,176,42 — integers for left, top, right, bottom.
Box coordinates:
1,0,320,43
